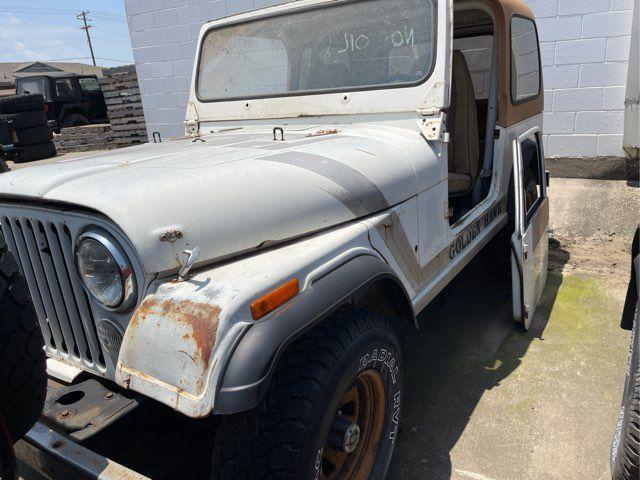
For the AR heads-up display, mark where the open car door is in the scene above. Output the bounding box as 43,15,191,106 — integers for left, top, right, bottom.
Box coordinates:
511,127,549,330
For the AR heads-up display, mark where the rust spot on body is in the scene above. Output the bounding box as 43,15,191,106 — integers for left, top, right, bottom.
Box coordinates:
130,298,221,370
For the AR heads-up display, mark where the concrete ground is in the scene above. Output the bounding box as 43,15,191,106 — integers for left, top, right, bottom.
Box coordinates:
389,178,639,480
15,177,639,480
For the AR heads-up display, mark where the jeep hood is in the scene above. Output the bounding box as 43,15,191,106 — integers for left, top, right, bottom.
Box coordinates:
0,126,436,274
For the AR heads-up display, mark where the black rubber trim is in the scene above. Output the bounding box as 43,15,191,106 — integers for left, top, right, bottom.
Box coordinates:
621,227,639,330
510,238,526,323
214,254,412,414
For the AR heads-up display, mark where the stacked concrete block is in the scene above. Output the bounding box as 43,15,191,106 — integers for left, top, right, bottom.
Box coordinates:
99,65,149,147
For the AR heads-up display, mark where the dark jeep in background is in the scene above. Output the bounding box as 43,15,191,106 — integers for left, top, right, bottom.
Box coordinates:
15,73,108,132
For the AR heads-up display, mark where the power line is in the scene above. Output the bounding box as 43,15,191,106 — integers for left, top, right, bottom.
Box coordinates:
76,11,96,67
0,5,125,19
45,56,132,64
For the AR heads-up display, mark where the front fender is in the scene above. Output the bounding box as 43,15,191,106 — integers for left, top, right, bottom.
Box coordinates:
115,222,409,417
215,253,408,414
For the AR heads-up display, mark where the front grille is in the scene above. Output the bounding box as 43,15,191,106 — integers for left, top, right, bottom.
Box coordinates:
1,214,106,372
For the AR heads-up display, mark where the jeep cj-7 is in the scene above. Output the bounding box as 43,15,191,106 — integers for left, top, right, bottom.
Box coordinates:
1,0,549,478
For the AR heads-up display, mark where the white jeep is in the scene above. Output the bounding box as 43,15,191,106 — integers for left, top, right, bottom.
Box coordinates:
1,0,549,478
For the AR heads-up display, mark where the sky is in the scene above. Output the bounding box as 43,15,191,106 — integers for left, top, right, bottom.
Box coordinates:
0,1,134,67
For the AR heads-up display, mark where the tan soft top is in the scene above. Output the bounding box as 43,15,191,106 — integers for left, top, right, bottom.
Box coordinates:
457,0,544,127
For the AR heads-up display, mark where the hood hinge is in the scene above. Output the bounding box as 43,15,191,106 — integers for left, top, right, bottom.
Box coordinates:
184,101,201,137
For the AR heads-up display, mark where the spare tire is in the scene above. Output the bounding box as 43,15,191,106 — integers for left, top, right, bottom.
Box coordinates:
0,234,47,442
0,111,47,130
0,94,45,114
14,125,53,146
15,141,56,163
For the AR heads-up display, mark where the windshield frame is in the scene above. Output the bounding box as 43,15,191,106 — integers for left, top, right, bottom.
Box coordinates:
194,0,438,104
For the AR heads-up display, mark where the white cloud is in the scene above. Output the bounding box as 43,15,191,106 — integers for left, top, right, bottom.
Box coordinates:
0,13,87,63
5,12,21,25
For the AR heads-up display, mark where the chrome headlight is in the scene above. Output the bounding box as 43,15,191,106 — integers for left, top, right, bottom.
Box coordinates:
75,230,136,310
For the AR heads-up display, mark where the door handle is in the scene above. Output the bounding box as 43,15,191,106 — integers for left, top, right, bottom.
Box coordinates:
522,243,529,261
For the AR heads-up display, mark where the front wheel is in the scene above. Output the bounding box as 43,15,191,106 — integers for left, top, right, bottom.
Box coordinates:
212,306,403,480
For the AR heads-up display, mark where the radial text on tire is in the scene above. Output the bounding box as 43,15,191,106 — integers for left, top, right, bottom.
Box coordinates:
212,305,404,480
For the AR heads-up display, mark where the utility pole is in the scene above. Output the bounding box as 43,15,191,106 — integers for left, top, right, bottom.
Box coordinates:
76,11,96,66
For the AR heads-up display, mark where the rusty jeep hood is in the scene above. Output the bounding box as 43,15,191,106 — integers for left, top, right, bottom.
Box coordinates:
0,126,434,273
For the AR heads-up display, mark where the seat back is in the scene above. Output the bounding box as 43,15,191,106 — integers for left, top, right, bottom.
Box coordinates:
448,50,480,191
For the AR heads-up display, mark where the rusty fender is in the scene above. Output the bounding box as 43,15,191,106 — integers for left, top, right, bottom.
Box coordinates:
114,280,250,419
114,221,413,418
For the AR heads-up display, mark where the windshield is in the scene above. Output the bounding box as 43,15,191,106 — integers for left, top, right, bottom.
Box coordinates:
16,78,47,99
197,0,436,101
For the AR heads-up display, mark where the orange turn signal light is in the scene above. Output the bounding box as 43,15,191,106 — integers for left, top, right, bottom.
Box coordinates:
250,278,300,320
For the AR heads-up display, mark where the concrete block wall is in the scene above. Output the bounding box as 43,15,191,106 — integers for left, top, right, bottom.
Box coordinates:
529,0,633,158
124,0,634,159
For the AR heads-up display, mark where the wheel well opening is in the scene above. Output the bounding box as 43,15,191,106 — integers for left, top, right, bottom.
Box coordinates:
351,278,415,328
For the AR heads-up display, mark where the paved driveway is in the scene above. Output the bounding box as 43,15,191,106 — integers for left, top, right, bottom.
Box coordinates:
390,178,638,480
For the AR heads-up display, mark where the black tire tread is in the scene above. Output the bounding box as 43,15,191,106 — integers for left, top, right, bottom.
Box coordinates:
15,141,56,163
0,94,45,114
212,305,395,480
0,111,47,130
0,236,46,441
15,125,53,146
616,305,640,480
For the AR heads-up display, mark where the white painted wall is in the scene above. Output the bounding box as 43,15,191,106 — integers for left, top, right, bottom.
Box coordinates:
124,0,634,158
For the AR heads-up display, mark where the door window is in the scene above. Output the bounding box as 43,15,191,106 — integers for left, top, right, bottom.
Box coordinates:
79,77,101,93
510,16,540,103
520,134,544,224
54,79,75,99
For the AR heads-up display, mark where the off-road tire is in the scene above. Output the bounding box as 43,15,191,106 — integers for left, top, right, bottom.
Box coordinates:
0,94,45,114
61,114,89,128
15,141,56,163
14,125,53,146
212,305,403,480
0,235,47,442
611,303,640,480
0,111,47,130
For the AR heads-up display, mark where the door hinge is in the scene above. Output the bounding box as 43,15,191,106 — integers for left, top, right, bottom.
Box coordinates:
418,111,450,143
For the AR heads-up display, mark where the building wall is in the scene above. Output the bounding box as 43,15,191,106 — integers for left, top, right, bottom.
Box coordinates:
124,0,634,158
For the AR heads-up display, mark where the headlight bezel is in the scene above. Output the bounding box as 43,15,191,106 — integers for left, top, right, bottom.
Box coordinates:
75,229,137,311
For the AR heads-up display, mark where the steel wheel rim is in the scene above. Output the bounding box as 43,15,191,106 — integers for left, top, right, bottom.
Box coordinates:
320,369,386,480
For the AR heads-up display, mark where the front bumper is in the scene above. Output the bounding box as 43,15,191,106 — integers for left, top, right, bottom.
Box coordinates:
15,423,149,480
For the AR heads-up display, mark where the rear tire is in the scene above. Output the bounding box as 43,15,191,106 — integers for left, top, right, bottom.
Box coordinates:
479,226,512,278
0,235,47,442
15,141,56,163
611,303,640,480
212,305,403,480
0,94,45,114
61,114,89,128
